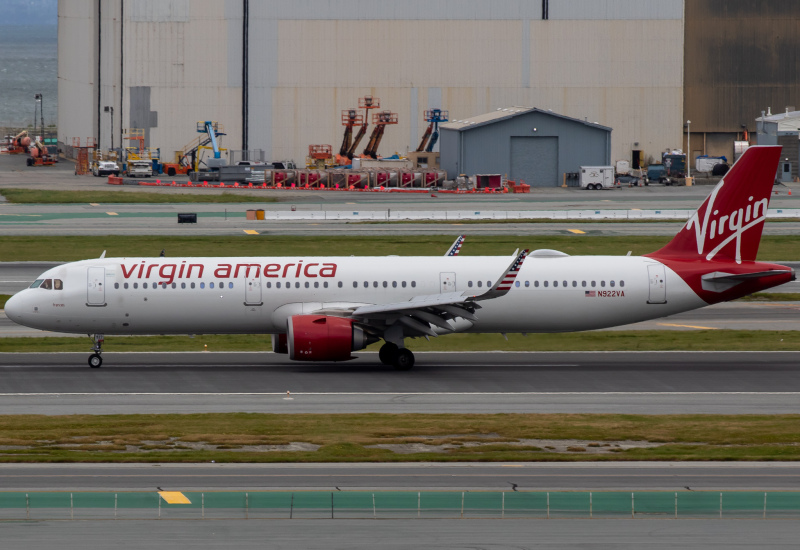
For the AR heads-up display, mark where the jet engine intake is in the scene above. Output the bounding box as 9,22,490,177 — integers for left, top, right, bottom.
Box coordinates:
287,315,375,361
271,333,288,354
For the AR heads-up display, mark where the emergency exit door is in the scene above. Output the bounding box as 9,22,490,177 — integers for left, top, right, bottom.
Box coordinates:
647,264,666,304
86,267,106,306
440,272,456,293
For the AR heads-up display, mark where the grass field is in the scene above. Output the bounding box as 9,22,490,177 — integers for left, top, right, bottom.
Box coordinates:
1,234,800,261
0,413,797,462
0,330,798,353
0,188,277,204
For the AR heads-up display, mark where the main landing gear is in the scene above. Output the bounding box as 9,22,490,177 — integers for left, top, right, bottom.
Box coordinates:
88,334,104,368
379,342,415,371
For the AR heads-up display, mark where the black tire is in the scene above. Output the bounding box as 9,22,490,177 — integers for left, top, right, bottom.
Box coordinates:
379,342,399,365
88,354,102,368
167,167,176,177
393,349,415,371
712,163,729,176
114,171,119,176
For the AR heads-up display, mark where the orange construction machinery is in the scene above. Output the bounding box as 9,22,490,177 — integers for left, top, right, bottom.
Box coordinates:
363,110,398,159
307,144,333,169
416,109,448,152
4,130,31,154
343,96,379,160
162,122,226,177
26,138,59,166
336,109,363,164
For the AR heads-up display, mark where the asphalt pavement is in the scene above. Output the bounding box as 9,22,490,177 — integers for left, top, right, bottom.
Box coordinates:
0,351,798,414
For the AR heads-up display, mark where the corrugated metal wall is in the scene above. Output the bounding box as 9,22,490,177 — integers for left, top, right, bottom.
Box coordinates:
60,0,683,167
685,0,800,133
57,1,98,148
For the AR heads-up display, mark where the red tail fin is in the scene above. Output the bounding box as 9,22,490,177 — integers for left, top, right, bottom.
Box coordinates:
649,146,781,264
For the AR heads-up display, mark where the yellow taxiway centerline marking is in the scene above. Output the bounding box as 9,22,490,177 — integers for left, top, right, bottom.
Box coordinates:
657,323,717,330
89,203,100,206
243,229,259,235
567,229,585,234
158,491,192,504
106,212,118,216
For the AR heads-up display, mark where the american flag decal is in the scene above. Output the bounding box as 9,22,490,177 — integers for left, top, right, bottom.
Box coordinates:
585,291,596,297
447,235,465,256
495,249,529,291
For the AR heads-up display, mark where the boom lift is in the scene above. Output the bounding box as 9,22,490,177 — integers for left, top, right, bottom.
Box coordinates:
162,121,226,176
337,109,363,164
363,110,398,159
346,96,379,159
416,108,448,152
5,130,31,154
26,139,56,166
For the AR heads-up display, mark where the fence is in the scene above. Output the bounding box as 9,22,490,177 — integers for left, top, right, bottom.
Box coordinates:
1,491,799,520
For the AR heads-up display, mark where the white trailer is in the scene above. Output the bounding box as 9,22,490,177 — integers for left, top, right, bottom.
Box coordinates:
580,166,615,190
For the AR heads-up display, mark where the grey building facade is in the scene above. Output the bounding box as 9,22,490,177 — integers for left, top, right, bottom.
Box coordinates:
440,107,611,186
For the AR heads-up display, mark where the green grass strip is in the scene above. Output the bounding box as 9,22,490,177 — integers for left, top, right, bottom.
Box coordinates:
0,413,798,463
0,188,277,204
1,234,799,261
0,330,798,353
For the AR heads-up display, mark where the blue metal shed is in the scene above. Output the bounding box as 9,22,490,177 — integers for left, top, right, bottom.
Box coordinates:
440,107,612,187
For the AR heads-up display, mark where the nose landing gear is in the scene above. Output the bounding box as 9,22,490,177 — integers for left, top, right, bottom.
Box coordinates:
88,334,104,368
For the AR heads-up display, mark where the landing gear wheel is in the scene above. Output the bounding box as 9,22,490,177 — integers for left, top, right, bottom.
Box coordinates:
393,349,415,371
88,333,104,368
379,342,399,365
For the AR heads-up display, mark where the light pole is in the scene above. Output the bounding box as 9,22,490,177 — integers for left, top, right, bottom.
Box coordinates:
686,120,691,179
34,93,43,137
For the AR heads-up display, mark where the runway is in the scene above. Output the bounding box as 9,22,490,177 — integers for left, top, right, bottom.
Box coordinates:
2,518,796,550
0,351,798,414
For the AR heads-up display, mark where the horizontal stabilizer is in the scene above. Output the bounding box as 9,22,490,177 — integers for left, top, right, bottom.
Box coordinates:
701,269,793,292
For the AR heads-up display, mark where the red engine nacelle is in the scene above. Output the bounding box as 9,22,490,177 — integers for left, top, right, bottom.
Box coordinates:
287,315,371,361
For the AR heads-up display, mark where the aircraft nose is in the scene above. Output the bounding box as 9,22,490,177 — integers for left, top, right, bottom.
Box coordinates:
3,293,25,325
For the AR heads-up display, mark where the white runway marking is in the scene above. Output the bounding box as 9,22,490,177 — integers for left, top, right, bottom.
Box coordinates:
0,392,798,397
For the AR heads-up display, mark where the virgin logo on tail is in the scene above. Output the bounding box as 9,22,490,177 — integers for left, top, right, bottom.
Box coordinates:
686,182,769,263
649,146,781,264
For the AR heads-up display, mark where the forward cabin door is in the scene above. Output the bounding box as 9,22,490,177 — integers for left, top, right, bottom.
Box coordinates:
86,267,106,306
440,272,456,293
647,264,667,304
244,272,263,306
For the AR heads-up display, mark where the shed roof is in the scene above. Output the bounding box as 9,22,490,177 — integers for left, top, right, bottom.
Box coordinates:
756,109,800,132
440,106,611,132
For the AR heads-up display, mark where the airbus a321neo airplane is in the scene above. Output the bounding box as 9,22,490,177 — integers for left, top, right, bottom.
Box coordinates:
4,146,794,370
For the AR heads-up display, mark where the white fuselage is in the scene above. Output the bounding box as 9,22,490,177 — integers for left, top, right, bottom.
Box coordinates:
6,255,704,336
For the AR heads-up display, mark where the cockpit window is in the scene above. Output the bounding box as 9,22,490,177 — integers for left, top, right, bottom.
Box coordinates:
30,278,63,290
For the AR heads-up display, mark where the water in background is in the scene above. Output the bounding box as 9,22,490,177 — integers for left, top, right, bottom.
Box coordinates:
0,25,57,129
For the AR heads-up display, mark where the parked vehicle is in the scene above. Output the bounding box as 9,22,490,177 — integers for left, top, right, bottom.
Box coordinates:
580,166,615,190
92,159,120,177
647,164,669,184
126,159,155,178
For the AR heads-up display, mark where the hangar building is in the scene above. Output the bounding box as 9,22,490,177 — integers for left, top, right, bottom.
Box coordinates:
440,107,611,186
57,0,683,167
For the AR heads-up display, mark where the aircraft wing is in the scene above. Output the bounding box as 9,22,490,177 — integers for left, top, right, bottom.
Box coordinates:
328,248,531,338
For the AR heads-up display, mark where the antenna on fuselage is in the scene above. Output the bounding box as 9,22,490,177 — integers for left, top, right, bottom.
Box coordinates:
99,250,106,259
